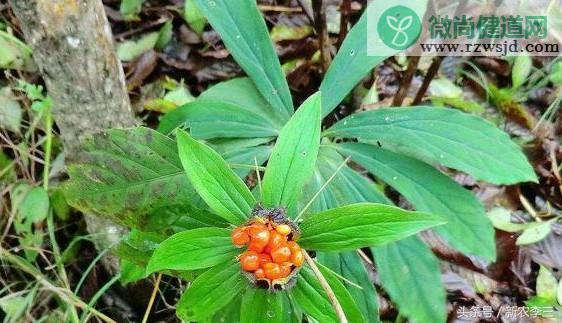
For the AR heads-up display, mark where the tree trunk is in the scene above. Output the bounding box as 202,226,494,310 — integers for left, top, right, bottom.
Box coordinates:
10,0,136,273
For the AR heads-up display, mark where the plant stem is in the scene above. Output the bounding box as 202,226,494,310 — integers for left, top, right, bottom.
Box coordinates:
303,250,348,323
392,56,420,106
142,273,162,323
0,248,116,323
312,0,332,73
42,108,80,322
42,109,52,189
413,57,443,105
254,157,263,201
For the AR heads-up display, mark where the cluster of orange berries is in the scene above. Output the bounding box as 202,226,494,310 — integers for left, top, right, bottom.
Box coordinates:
231,219,304,283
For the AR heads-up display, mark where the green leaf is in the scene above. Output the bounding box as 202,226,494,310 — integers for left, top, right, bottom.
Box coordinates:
320,1,426,117
325,107,537,185
537,265,558,302
372,236,446,323
143,203,228,232
158,78,284,137
120,0,144,21
194,0,293,120
290,264,365,323
334,143,496,260
117,32,158,62
222,143,272,178
299,203,444,252
184,0,206,34
317,252,380,323
240,288,284,323
115,230,166,267
176,260,248,321
262,93,321,212
300,146,389,215
155,21,173,49
64,127,201,228
19,187,49,224
556,279,562,305
512,55,532,90
147,227,238,273
176,130,255,224
0,31,35,71
120,259,149,285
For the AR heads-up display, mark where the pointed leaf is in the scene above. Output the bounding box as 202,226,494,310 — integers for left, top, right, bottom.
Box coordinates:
326,107,537,184
176,260,248,321
64,127,201,228
147,228,238,273
262,93,321,212
177,130,255,224
290,264,364,323
194,0,293,120
372,236,446,323
335,142,496,260
299,203,445,252
320,1,427,117
158,78,284,137
318,252,380,323
240,288,284,323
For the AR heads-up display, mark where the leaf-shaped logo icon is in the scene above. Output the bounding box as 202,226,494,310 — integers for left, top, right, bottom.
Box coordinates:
378,6,421,50
386,15,414,47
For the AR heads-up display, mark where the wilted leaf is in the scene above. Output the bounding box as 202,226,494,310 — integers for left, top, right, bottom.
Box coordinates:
270,25,313,42
516,220,554,245
64,127,201,228
428,78,462,98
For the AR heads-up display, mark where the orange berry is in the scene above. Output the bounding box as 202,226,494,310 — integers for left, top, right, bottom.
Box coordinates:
275,224,291,236
291,249,304,267
258,253,272,266
287,241,301,254
271,246,291,263
249,226,270,250
267,232,287,251
248,241,265,253
263,262,282,280
240,251,260,271
280,262,292,278
255,268,266,279
231,227,249,246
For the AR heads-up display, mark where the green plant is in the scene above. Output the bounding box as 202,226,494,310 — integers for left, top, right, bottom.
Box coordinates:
64,0,537,322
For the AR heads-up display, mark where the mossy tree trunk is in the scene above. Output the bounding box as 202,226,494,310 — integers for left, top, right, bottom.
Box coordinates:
10,0,136,273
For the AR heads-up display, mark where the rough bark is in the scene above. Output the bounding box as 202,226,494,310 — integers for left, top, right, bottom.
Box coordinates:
10,0,136,273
